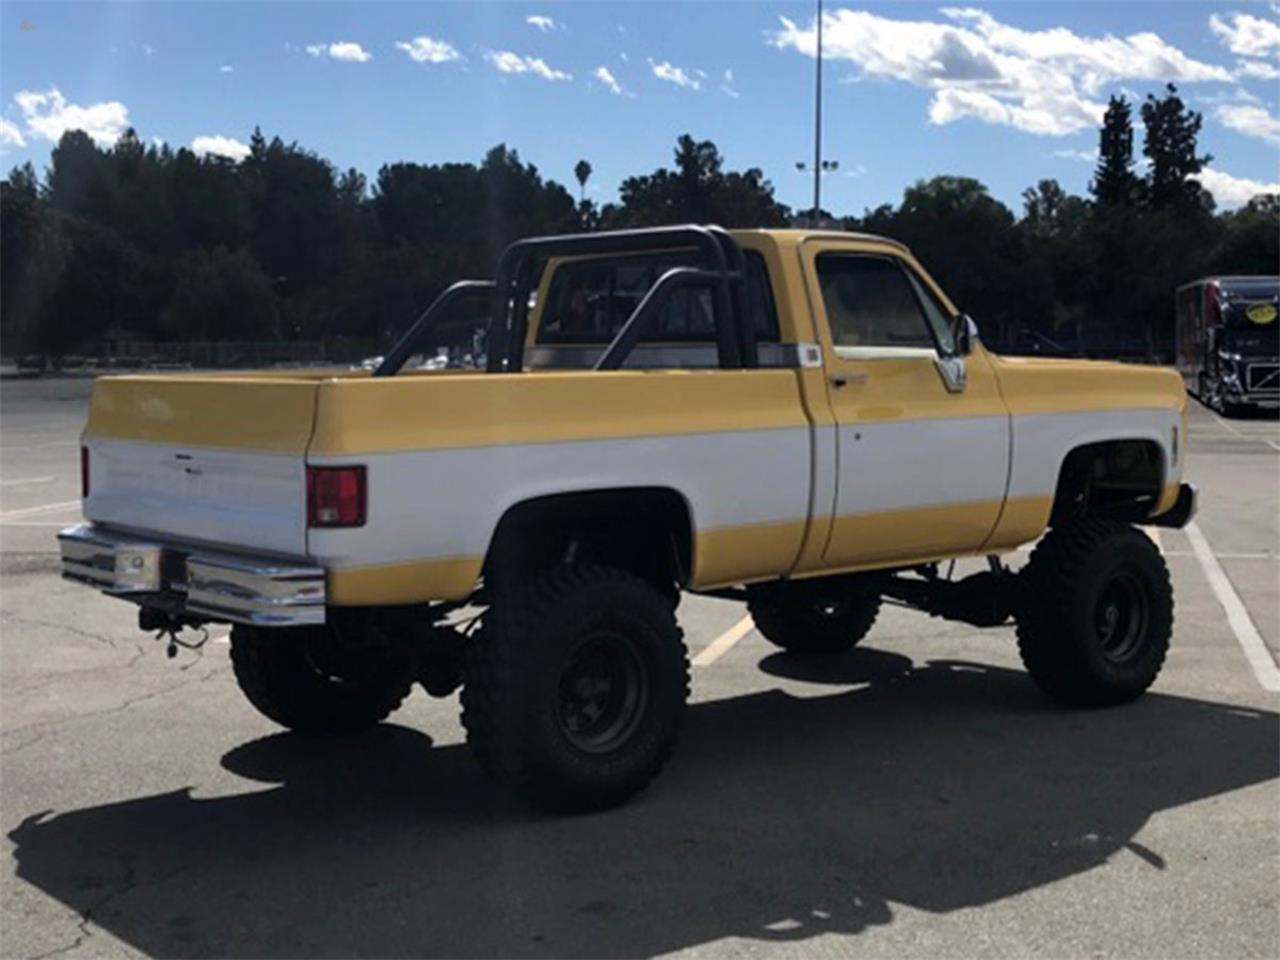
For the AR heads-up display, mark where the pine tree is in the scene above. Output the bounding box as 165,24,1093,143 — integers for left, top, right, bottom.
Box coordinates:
1141,83,1212,211
1091,96,1140,207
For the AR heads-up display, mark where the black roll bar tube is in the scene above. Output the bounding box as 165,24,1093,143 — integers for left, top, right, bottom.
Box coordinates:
485,224,744,373
704,225,757,369
594,268,723,371
374,280,496,377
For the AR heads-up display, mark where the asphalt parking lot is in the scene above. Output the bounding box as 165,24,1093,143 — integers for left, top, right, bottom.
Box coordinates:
1,376,1277,960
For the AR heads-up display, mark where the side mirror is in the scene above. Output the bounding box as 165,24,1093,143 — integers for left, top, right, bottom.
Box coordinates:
951,313,978,356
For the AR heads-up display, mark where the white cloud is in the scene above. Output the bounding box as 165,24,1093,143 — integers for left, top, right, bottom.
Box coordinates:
620,52,629,63
329,42,372,62
191,134,250,161
219,65,234,74
1209,12,1280,59
649,58,701,90
770,8,1233,136
1217,103,1280,145
720,67,740,98
1236,58,1280,80
1196,85,1262,106
306,41,371,62
395,35,462,64
1049,147,1098,162
1198,166,1280,208
0,117,27,149
526,15,557,33
484,50,571,80
593,66,623,95
14,87,130,145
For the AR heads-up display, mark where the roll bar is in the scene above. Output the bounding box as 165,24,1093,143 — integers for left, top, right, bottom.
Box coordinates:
377,224,756,377
594,268,721,371
374,280,495,378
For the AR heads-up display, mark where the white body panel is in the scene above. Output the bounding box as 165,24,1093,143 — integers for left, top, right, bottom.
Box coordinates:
84,438,308,557
834,414,1011,515
81,406,1180,577
1008,407,1180,500
307,426,815,569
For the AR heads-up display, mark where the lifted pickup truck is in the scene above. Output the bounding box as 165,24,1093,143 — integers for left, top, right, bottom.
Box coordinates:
60,225,1196,811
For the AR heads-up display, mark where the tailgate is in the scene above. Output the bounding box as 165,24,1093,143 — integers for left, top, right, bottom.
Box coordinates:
82,375,322,556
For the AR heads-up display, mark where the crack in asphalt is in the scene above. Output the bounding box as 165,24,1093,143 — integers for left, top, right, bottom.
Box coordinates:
1,665,228,740
0,612,127,650
5,641,154,697
25,852,196,960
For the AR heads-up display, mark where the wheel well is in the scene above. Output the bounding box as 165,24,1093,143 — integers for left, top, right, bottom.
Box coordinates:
1049,440,1164,526
483,488,693,593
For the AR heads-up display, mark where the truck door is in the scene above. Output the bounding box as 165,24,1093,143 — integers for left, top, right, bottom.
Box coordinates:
800,241,1011,568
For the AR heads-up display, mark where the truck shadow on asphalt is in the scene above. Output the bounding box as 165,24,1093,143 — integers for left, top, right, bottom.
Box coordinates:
9,654,1279,958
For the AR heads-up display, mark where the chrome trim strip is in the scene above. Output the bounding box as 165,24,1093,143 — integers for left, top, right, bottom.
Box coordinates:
527,342,810,370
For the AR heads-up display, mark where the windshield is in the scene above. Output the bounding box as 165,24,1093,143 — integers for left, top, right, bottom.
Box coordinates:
1219,281,1279,332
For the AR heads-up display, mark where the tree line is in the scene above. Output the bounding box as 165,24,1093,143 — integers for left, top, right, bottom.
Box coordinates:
1,83,1275,360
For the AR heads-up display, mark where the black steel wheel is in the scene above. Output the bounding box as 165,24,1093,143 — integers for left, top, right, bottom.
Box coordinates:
557,631,650,754
1016,519,1172,705
230,624,413,735
462,564,688,812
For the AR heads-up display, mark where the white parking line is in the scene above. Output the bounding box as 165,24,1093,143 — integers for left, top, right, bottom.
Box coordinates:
0,476,54,487
1185,520,1280,693
1211,413,1247,439
692,615,755,668
0,499,80,519
1164,551,1276,560
1210,413,1280,451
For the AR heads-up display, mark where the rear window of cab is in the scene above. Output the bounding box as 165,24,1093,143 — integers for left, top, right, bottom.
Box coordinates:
537,250,780,344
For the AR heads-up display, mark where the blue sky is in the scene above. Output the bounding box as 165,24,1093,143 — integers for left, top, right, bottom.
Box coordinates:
2,2,1278,213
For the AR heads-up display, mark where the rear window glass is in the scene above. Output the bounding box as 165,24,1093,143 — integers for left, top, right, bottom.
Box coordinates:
537,250,779,343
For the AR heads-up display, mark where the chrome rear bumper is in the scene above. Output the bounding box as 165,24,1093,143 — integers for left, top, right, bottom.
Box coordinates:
58,523,326,626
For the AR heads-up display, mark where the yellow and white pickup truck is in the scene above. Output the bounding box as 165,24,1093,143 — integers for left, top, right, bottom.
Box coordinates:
60,225,1196,811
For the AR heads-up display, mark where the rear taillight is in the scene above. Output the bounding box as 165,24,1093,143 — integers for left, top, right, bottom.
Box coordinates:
307,466,366,528
80,446,90,498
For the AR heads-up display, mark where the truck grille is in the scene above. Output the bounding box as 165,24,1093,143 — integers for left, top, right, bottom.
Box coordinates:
1246,363,1279,392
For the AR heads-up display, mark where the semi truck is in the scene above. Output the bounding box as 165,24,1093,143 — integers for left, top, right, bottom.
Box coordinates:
1176,276,1280,415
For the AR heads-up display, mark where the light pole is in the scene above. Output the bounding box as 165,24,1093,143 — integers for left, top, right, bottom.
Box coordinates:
812,0,823,218
794,0,831,225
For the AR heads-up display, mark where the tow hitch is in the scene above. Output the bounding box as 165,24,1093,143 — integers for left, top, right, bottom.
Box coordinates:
139,606,211,658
